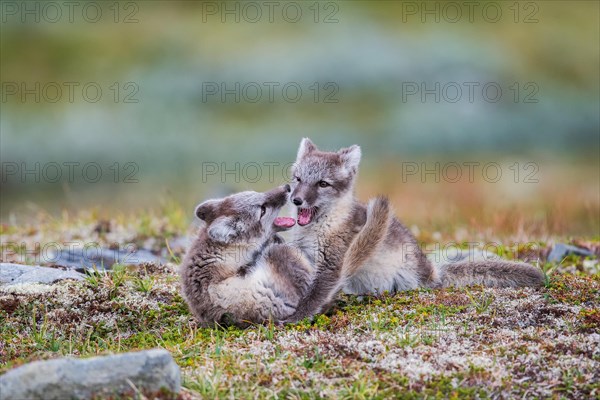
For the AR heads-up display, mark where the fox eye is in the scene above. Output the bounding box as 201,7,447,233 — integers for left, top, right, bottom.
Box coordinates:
294,176,301,183
318,180,330,188
260,205,266,218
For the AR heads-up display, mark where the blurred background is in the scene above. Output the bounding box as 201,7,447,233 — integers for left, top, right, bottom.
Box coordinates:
1,0,598,238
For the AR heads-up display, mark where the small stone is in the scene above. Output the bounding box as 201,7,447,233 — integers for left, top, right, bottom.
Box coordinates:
48,247,165,272
547,243,594,263
0,263,84,287
0,349,181,400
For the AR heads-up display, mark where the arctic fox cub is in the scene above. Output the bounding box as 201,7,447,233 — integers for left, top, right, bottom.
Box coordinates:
286,138,545,306
180,184,391,326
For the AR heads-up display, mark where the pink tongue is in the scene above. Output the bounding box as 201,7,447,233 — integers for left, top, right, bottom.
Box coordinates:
274,217,296,228
298,208,312,226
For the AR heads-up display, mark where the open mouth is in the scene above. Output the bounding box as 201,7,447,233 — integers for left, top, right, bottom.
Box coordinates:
297,207,318,226
273,216,296,231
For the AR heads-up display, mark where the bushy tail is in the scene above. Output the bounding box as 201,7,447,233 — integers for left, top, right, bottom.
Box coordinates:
341,196,391,280
439,260,545,288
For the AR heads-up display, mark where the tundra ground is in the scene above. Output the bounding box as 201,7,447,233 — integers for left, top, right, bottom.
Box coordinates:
1,210,598,399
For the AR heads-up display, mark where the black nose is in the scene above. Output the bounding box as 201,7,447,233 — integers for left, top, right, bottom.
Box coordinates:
283,184,291,193
292,197,303,206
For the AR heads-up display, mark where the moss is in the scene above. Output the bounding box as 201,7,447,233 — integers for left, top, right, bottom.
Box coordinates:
1,217,599,398
547,273,599,305
577,308,600,333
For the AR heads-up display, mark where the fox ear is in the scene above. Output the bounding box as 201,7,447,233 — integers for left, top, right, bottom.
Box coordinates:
339,145,361,174
207,216,237,243
195,199,220,223
297,138,317,160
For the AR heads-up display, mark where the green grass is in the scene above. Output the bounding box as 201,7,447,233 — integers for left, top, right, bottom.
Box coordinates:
465,290,494,314
1,268,598,398
0,216,598,399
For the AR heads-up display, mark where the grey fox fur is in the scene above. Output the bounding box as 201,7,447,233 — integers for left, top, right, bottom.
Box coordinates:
180,184,391,327
282,195,392,323
285,138,545,313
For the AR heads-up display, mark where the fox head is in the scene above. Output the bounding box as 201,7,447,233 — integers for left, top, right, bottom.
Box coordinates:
195,185,295,244
290,138,361,226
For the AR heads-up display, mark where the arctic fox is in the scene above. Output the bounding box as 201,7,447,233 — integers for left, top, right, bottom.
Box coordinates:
180,184,390,327
285,138,545,314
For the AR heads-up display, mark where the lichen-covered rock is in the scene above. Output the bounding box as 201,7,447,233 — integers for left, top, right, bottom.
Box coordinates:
0,349,181,400
0,263,84,287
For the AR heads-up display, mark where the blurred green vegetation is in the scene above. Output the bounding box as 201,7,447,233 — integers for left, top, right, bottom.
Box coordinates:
0,1,598,234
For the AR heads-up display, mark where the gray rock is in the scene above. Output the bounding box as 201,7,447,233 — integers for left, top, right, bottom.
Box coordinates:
0,263,84,287
547,243,594,263
0,349,180,400
49,247,165,272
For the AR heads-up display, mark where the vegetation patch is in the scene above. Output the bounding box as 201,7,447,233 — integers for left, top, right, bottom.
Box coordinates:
1,219,599,398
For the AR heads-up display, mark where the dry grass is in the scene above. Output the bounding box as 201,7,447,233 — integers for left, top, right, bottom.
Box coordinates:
360,159,599,239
